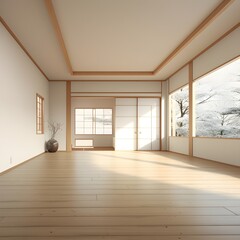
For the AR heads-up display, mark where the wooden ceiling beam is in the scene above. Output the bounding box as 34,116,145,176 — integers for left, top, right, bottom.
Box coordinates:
72,71,153,76
153,0,234,75
45,0,73,75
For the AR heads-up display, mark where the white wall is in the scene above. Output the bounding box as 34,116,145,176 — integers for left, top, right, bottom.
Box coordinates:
193,138,240,166
169,65,189,93
193,27,240,80
71,81,162,97
169,137,189,155
0,23,49,173
49,82,66,151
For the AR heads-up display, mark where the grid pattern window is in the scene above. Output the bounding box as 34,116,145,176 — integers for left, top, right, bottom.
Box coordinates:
36,94,44,134
75,109,112,135
194,58,240,138
170,85,189,137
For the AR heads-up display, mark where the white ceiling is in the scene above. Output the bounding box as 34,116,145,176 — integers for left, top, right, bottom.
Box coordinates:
0,0,240,81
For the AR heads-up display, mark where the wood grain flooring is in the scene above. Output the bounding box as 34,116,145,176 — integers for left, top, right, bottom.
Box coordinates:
0,151,240,239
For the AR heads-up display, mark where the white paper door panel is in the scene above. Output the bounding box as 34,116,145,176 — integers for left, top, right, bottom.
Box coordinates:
116,128,136,139
138,138,152,150
115,106,136,117
115,117,137,128
115,98,160,151
115,139,137,150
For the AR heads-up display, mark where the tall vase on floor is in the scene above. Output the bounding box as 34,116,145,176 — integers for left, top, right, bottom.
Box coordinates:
46,138,59,152
46,121,62,153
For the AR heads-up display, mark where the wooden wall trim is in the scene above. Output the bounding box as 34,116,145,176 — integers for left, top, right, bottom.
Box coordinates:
72,71,153,76
160,83,162,151
188,62,193,157
71,92,161,94
193,136,240,140
66,81,72,151
50,80,163,82
169,136,189,139
153,0,234,75
45,0,73,75
71,96,161,98
0,16,49,81
136,98,139,150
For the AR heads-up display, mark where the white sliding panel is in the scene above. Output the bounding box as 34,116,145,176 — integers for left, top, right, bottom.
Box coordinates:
115,98,137,150
138,98,160,150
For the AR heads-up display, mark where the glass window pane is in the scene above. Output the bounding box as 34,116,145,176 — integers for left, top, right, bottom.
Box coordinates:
194,58,240,138
96,116,104,123
85,122,93,128
74,108,112,135
76,128,84,134
84,116,93,122
96,109,104,115
75,122,84,128
104,128,112,134
96,122,103,128
104,109,112,115
84,128,93,134
84,109,92,116
75,115,84,121
170,85,189,137
104,115,112,121
96,128,104,134
36,94,44,134
75,109,84,115
104,122,112,127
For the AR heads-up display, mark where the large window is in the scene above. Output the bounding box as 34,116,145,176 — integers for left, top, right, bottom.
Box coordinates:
170,85,189,136
194,58,240,138
36,94,44,134
75,109,112,135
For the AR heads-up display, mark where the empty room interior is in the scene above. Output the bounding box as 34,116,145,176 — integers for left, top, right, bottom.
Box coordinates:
1,0,240,239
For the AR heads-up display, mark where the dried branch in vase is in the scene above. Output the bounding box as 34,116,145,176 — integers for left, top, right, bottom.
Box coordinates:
48,121,62,139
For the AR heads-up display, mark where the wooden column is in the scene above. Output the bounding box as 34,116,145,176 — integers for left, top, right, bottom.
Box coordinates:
66,81,72,151
189,62,193,156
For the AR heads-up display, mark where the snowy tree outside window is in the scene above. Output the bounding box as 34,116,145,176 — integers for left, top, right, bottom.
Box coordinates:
170,85,189,137
194,57,240,138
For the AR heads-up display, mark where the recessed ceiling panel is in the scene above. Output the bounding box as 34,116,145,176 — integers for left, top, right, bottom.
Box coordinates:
1,0,239,81
52,0,221,71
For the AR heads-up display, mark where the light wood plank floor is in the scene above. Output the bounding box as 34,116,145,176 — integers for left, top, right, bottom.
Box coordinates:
0,151,240,239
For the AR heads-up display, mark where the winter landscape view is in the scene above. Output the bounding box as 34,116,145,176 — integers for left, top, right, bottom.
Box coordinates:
171,57,240,138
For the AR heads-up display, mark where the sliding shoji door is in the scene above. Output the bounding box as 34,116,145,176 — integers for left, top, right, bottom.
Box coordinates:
138,98,160,150
115,98,160,150
115,98,137,150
